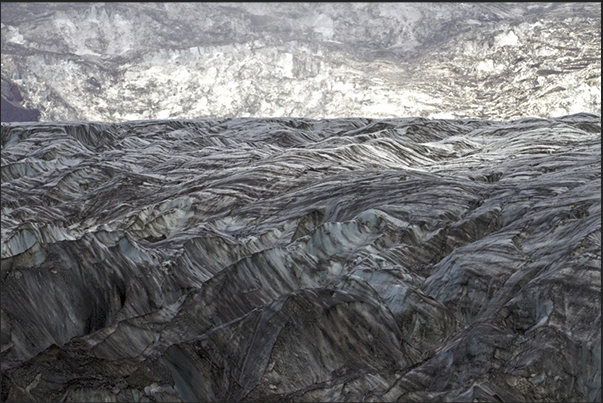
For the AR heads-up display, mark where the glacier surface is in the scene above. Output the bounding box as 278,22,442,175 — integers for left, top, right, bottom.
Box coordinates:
1,114,600,402
1,2,601,122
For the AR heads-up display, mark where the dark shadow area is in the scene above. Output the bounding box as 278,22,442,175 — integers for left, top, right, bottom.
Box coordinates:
1,78,40,123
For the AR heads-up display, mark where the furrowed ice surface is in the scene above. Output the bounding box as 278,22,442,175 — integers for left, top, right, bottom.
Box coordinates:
0,115,601,402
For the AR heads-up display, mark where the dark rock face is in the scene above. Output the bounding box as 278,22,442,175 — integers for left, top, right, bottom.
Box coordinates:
0,97,40,123
0,79,40,123
1,114,601,402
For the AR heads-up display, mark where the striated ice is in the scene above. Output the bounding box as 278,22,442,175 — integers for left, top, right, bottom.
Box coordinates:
0,114,601,402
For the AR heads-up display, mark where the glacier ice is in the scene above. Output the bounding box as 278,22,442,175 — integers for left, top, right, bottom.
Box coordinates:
0,114,601,402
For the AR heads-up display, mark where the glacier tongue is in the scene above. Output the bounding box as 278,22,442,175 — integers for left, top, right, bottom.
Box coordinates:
1,114,601,402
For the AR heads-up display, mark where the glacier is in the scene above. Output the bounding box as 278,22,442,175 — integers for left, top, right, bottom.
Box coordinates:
1,114,600,402
1,3,601,402
1,2,601,122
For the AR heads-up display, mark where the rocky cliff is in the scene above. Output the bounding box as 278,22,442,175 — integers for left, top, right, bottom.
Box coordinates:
1,78,40,123
1,2,601,122
1,114,600,402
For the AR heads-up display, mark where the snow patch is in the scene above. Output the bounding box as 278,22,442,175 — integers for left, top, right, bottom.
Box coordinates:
4,25,25,45
495,30,519,47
